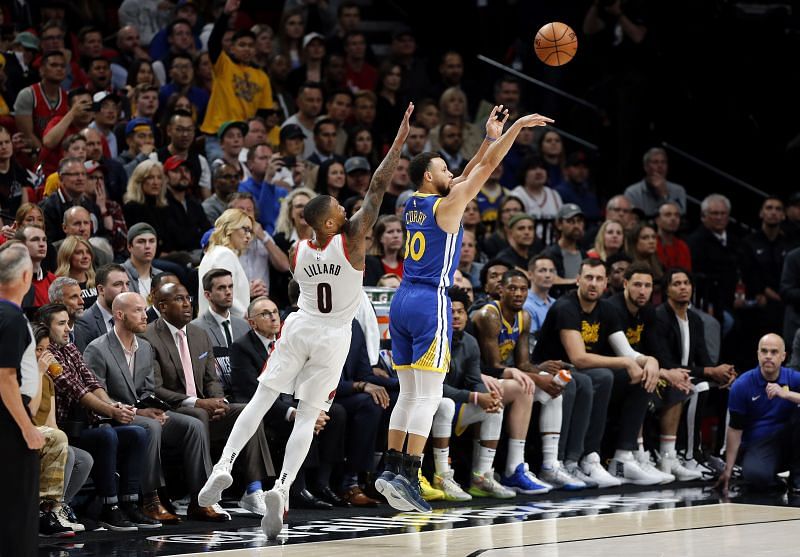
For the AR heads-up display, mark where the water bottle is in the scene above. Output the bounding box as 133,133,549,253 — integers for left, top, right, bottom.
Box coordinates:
553,369,572,388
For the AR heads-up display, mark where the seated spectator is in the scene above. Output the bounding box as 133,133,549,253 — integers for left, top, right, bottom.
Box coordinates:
145,272,180,324
655,201,692,271
213,121,249,177
55,236,97,309
203,163,242,224
38,303,156,531
511,156,563,239
524,254,558,339
84,160,128,259
460,199,483,245
627,223,664,287
53,205,112,268
718,333,800,495
542,204,588,288
474,164,511,233
198,209,255,319
497,214,543,272
624,147,687,219
84,292,229,523
117,117,160,178
470,258,511,313
481,195,524,259
144,282,275,514
587,220,627,262
345,125,379,173
158,53,210,124
605,195,637,231
47,277,85,332
16,225,56,313
429,87,482,160
434,123,467,176
606,252,632,297
364,215,403,286
458,230,483,288
316,158,349,201
122,160,169,252
555,152,602,226
161,155,211,259
41,157,106,245
0,125,34,215
271,188,317,308
157,110,212,200
538,129,566,187
74,263,130,352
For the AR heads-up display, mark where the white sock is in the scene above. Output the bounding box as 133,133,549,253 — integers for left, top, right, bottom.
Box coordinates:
614,449,633,462
637,437,646,455
474,446,496,475
541,434,559,470
433,447,450,475
506,439,526,476
660,435,677,457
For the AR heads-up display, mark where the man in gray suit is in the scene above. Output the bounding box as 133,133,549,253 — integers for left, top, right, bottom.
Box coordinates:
144,283,274,516
191,269,250,396
84,292,229,523
75,264,130,352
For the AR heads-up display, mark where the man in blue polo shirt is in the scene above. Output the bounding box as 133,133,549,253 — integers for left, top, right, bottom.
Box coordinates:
718,333,800,494
238,143,287,236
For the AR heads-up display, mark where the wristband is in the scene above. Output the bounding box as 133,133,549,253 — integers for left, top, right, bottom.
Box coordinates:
485,135,497,142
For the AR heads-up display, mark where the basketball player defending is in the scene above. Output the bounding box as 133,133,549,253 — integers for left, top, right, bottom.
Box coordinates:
198,103,414,539
376,107,554,512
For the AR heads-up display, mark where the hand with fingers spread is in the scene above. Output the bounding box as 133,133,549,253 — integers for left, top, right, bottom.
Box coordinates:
485,105,510,139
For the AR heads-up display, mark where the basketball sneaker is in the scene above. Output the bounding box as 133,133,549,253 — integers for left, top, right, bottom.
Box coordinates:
634,450,676,484
418,470,445,501
468,470,516,498
564,461,599,489
579,452,622,488
239,489,267,515
659,452,702,481
539,462,587,491
500,463,552,495
608,452,664,485
387,473,432,513
432,470,472,501
55,505,85,533
198,463,233,507
261,487,286,540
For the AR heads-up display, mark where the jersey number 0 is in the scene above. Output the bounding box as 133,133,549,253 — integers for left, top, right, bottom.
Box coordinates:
317,282,332,313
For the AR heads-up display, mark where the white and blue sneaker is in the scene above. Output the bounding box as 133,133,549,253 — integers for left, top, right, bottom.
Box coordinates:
500,463,552,495
387,473,431,513
540,462,586,491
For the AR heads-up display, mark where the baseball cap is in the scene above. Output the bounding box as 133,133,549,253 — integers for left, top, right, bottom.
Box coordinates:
164,155,189,172
344,156,370,174
125,117,154,136
127,222,158,244
92,90,120,111
279,123,306,142
217,120,248,140
565,151,587,167
14,32,40,52
302,32,325,49
83,160,103,175
557,203,584,220
508,213,535,228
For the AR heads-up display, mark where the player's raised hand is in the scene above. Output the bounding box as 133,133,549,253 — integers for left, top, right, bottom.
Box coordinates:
391,102,415,146
516,113,555,129
485,105,510,139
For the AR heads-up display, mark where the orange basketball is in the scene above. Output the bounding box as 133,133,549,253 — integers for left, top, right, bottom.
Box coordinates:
534,22,578,67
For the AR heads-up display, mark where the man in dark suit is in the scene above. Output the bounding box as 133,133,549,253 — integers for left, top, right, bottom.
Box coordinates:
144,283,274,516
84,292,228,523
192,269,250,397
654,268,737,477
75,264,130,352
230,296,347,510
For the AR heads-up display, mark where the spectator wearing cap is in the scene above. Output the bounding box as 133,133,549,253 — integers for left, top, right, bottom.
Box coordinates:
240,143,287,236
158,110,211,199
307,117,344,166
200,2,273,164
89,91,122,159
282,82,324,160
342,156,371,200
117,118,159,177
343,31,377,93
123,222,165,296
542,204,588,288
37,88,96,178
497,213,545,271
273,123,318,189
213,121,249,179
158,52,210,124
4,32,40,106
13,50,68,153
286,33,327,99
555,152,602,226
624,148,687,220
162,155,211,258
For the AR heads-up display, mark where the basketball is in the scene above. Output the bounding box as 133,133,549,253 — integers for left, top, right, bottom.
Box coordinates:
534,22,578,67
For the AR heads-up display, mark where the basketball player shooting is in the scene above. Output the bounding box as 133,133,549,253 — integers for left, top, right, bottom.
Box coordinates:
198,103,415,539
376,106,554,513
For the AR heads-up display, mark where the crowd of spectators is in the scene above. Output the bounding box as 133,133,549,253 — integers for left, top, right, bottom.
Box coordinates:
1,0,799,545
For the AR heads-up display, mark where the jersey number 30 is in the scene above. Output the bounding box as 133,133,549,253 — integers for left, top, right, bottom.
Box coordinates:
317,283,332,313
404,231,426,261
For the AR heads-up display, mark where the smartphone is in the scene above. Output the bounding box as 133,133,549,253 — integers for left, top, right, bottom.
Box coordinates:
282,155,296,168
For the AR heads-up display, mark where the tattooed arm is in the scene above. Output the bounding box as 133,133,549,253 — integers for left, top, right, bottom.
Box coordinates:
346,103,414,256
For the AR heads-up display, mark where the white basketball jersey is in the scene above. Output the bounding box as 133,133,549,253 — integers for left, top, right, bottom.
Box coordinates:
293,234,363,321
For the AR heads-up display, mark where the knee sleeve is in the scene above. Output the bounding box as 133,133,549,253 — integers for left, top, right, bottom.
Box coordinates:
389,369,417,433
406,391,442,437
432,397,456,438
480,409,503,441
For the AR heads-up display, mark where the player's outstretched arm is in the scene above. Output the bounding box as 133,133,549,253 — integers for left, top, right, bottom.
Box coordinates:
436,108,553,233
348,102,414,238
452,105,510,185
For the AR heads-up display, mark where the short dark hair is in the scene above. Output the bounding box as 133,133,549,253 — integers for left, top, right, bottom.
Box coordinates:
37,303,69,329
624,262,654,281
41,49,67,66
501,268,530,288
78,26,101,43
84,56,110,72
578,257,607,276
303,195,333,230
96,263,127,287
662,267,693,291
313,117,336,136
168,18,193,37
479,258,512,289
408,152,440,188
33,323,51,346
151,272,179,294
606,252,633,267
528,253,556,270
67,87,91,104
169,109,194,125
202,268,232,292
448,286,471,308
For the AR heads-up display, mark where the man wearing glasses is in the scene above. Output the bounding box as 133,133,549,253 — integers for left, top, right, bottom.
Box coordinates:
41,157,108,243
